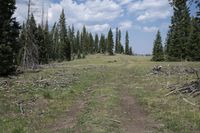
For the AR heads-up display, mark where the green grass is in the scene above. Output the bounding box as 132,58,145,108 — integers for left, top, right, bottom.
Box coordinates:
0,58,109,132
0,54,200,132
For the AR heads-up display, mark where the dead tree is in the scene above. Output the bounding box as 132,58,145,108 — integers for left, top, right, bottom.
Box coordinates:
21,0,39,69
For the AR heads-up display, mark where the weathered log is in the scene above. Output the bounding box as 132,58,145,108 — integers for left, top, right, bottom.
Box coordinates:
183,98,196,106
193,91,200,97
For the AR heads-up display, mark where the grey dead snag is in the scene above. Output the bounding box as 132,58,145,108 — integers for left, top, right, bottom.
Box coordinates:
21,0,46,70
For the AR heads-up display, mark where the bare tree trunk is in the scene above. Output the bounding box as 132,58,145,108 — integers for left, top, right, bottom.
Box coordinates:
22,0,39,70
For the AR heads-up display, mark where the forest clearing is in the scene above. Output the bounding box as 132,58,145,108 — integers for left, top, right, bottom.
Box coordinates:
1,0,200,133
1,54,200,133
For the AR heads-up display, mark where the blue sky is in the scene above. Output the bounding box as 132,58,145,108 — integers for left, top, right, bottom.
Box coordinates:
15,0,197,54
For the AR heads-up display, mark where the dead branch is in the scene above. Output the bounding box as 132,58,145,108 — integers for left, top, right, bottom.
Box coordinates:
183,98,196,106
165,66,200,98
18,102,25,114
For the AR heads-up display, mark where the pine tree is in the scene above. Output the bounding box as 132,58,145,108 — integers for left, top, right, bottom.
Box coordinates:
43,21,50,63
115,27,119,53
69,25,75,58
58,9,71,61
165,29,172,59
80,32,84,54
0,0,20,75
50,23,56,60
125,31,129,55
129,47,133,55
105,38,108,53
152,30,164,61
99,34,106,53
35,21,50,64
37,25,45,64
121,45,124,54
82,26,87,55
51,23,59,60
188,17,200,60
118,30,122,53
166,0,191,61
73,28,78,55
18,23,26,65
107,28,114,55
89,33,94,54
76,30,81,58
94,34,99,53
190,0,200,61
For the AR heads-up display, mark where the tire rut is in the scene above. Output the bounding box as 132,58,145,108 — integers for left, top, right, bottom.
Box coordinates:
48,99,85,133
119,89,157,133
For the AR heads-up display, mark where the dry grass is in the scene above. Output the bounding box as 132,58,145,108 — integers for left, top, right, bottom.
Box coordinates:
0,54,200,133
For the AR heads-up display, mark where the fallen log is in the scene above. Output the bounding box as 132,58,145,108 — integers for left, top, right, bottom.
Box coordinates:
165,89,177,97
166,78,200,97
193,91,200,97
109,119,121,124
183,98,196,106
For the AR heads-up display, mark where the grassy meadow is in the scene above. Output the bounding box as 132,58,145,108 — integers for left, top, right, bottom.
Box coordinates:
0,54,200,133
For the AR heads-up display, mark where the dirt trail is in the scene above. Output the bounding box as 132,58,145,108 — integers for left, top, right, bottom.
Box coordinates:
115,57,156,132
48,56,162,133
48,86,96,133
51,86,159,133
49,99,85,133
119,88,157,133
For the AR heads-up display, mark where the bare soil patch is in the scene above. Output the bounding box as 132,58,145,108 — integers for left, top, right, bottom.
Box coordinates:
48,99,85,133
119,89,159,133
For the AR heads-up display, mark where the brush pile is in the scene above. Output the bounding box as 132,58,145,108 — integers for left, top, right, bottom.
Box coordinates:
151,65,200,97
165,71,200,97
151,65,199,75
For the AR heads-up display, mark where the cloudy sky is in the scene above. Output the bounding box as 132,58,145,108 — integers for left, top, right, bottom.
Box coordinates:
14,0,196,54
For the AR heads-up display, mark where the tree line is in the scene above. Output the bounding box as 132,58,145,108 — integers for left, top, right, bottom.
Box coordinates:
152,0,200,61
0,0,133,76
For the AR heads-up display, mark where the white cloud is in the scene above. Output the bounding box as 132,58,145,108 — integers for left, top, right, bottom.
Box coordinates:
117,0,132,5
160,22,170,30
128,0,169,12
137,10,170,21
14,0,170,34
86,24,110,32
15,0,51,24
14,3,27,22
143,26,158,32
48,0,123,25
48,3,62,25
119,20,133,30
15,0,123,26
128,0,171,21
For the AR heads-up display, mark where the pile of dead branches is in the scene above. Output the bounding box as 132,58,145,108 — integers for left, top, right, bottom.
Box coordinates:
152,65,163,74
151,65,199,75
166,71,200,97
32,71,80,88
